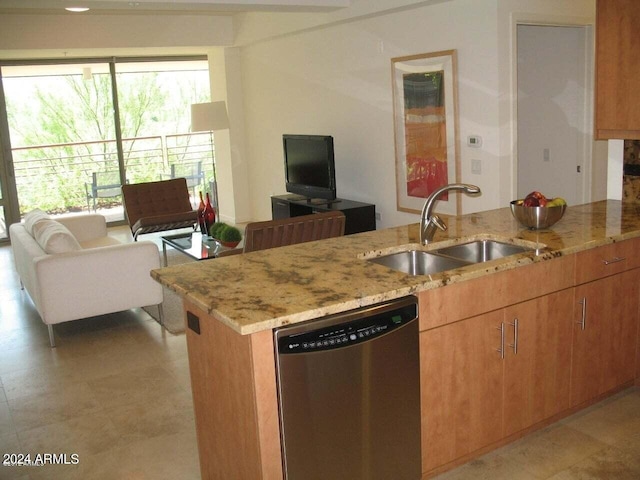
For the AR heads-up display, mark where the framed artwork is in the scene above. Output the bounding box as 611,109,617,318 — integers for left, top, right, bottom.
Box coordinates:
392,50,461,215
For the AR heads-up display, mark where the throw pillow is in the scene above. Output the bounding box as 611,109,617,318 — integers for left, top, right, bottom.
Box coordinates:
33,219,82,254
23,208,50,236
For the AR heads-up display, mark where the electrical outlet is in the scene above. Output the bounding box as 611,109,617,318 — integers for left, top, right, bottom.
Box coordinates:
471,159,482,175
375,212,381,221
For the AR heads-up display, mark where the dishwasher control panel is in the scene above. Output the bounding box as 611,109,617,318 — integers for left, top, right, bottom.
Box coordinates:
276,300,417,354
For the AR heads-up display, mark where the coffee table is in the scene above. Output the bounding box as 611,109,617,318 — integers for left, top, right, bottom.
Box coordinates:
161,231,235,266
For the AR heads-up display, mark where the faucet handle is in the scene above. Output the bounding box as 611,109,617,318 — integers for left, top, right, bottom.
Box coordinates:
431,214,447,232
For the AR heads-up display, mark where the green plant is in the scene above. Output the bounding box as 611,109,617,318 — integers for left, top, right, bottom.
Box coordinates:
217,225,242,243
208,222,228,239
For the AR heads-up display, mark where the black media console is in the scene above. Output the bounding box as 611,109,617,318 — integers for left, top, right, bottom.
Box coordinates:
271,194,376,235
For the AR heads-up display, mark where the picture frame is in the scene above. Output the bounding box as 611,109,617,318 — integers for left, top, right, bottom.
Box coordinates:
391,50,461,215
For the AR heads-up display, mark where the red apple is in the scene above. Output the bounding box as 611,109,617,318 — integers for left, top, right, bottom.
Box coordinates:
529,191,546,200
524,191,548,207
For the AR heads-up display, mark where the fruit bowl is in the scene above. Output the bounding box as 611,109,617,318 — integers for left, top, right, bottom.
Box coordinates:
510,201,566,230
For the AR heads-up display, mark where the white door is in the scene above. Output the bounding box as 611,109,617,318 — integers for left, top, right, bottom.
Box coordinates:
517,24,591,205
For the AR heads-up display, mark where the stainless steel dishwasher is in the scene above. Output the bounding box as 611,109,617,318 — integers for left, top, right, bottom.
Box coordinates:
274,296,421,480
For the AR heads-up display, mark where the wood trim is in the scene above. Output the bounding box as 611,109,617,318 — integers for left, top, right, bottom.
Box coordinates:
249,330,284,480
596,129,640,141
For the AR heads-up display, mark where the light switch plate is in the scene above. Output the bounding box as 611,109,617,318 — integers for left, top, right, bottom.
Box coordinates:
467,135,482,148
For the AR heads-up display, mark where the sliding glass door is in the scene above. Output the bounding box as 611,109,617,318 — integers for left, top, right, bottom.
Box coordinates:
115,60,212,207
3,62,120,220
0,56,210,229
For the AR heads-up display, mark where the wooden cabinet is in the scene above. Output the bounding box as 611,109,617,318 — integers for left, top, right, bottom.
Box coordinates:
419,238,640,475
183,302,283,480
571,269,640,406
420,310,504,472
420,289,575,474
502,290,573,437
595,0,640,139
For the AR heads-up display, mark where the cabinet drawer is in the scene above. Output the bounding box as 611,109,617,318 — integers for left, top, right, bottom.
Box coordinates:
575,238,640,285
418,255,575,331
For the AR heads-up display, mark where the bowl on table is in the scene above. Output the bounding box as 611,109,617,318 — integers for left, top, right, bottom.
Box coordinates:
510,201,566,230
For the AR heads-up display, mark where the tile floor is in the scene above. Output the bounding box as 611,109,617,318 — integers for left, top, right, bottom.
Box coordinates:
1,228,639,479
0,232,200,480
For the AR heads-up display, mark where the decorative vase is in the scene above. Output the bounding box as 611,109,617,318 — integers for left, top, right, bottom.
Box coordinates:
203,192,216,234
197,191,207,235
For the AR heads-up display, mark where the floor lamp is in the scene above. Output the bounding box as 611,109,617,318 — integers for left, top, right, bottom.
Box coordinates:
190,101,229,215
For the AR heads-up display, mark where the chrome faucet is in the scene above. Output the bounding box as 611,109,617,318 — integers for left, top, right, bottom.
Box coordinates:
419,183,481,245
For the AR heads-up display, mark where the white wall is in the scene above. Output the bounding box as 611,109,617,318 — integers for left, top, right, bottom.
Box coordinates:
238,0,597,228
0,14,233,53
239,0,501,227
0,0,609,228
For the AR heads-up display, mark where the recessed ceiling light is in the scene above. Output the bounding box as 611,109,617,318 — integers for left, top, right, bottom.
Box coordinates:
65,7,90,12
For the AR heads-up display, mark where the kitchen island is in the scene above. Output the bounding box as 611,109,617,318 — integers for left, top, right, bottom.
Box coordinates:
151,200,640,479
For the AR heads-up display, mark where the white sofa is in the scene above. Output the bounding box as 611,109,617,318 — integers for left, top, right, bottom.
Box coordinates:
9,211,164,347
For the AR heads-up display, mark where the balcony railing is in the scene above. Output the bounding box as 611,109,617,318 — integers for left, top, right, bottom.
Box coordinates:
11,132,215,217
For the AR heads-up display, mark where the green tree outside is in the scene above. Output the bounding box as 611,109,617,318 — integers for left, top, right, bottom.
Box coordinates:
5,65,210,214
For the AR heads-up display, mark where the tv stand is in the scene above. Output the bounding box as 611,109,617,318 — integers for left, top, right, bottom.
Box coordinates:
271,194,376,235
307,198,341,206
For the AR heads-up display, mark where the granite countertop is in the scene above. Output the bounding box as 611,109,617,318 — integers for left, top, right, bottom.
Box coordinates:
151,200,640,335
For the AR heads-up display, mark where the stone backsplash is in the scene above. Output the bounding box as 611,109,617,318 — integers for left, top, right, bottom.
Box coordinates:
623,140,640,203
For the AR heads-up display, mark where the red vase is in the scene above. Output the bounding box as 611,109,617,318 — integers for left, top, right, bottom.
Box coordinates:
197,191,207,234
203,192,216,235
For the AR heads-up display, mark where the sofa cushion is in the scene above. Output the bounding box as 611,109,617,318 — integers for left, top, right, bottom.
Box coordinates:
79,236,122,249
33,219,82,254
23,208,50,236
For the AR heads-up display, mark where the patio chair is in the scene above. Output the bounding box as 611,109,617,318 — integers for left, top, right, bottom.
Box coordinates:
218,211,346,256
85,171,123,211
122,178,198,241
161,161,205,202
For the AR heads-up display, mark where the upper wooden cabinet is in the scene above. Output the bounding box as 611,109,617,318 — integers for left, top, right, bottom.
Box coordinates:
595,0,640,139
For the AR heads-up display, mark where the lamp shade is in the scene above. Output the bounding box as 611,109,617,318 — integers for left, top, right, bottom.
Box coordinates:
190,101,229,132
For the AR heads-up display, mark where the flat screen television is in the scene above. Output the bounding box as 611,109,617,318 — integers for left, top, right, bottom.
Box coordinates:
283,134,336,201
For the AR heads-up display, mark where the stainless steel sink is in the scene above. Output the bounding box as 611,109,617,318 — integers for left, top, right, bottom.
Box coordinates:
366,239,537,276
434,239,533,263
368,250,471,276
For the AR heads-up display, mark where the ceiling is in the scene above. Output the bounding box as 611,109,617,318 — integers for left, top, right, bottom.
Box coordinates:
0,0,350,15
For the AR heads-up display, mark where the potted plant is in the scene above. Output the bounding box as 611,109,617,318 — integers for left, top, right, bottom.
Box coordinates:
209,222,242,248
208,222,227,240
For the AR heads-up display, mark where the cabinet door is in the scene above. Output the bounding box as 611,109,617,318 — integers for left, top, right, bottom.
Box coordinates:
571,270,639,406
595,0,640,139
420,310,504,473
608,269,639,389
503,290,574,437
